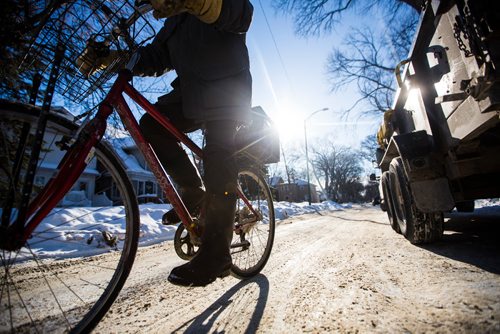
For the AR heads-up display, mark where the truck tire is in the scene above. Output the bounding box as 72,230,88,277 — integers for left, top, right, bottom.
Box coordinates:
388,158,443,244
381,171,400,233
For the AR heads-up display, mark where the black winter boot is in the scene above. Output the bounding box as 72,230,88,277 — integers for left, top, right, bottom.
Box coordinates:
168,192,236,287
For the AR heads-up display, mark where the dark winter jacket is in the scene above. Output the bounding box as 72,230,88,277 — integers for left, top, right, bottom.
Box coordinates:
133,0,253,124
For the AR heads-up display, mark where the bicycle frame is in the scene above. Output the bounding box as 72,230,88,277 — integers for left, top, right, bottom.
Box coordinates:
18,70,257,245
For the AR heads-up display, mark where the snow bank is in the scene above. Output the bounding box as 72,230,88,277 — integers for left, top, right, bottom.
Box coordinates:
22,200,344,260
472,199,500,215
273,200,344,219
21,199,500,260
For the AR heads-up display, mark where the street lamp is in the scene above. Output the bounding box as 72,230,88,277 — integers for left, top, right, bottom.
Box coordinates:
304,107,329,205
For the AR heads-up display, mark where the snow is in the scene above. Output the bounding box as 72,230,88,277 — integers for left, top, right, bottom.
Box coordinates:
23,200,346,260
110,137,147,173
273,200,345,219
471,199,500,215
21,199,500,260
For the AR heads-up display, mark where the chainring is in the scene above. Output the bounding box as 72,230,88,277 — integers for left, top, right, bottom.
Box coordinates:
173,223,200,260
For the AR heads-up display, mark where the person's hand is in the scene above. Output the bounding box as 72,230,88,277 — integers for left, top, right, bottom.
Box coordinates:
76,40,121,77
149,0,186,19
149,0,222,23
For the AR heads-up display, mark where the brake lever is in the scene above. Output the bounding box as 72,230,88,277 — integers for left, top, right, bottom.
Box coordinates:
110,2,153,49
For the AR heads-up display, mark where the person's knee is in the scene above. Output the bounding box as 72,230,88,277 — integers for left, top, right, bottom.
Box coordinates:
139,113,154,134
140,112,176,144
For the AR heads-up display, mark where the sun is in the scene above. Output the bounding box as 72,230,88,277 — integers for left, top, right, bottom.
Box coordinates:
271,101,304,143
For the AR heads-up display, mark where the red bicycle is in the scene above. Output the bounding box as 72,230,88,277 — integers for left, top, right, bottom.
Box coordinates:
0,2,276,332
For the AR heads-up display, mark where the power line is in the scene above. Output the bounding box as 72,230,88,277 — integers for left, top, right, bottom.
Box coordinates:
256,0,295,94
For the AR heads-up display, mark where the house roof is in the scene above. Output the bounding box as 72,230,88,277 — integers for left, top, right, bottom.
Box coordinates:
108,137,154,177
295,179,310,186
275,179,317,187
269,176,284,187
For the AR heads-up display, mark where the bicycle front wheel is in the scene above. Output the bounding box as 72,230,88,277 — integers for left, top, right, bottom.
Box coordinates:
0,102,139,333
231,167,275,278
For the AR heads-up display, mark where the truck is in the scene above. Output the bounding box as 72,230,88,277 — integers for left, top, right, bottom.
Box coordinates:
376,0,500,243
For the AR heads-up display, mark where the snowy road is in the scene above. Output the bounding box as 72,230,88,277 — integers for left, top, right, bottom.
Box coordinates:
93,205,500,333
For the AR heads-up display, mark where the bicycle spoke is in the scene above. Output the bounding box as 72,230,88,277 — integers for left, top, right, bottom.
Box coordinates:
7,270,40,333
37,134,58,171
6,273,14,333
1,56,142,333
27,243,87,303
1,249,41,334
27,245,73,331
79,278,107,291
231,167,275,277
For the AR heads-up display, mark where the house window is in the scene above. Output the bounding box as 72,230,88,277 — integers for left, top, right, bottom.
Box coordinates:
70,181,88,196
79,182,87,192
112,182,121,198
132,180,145,195
156,184,165,200
145,181,154,195
34,176,46,187
138,181,144,195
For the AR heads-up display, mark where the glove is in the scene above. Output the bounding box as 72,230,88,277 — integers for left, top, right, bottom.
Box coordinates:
76,40,123,77
150,0,222,24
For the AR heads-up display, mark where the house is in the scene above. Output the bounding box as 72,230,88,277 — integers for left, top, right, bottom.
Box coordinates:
268,176,284,188
273,177,320,203
35,128,101,206
108,136,165,204
32,107,165,207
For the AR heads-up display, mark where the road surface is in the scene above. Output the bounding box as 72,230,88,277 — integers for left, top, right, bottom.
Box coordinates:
95,205,500,333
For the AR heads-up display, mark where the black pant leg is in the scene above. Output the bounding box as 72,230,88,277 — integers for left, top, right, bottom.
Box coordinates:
139,90,202,188
202,120,238,195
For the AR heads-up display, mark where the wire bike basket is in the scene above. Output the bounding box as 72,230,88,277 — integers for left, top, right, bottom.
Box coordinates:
19,0,156,104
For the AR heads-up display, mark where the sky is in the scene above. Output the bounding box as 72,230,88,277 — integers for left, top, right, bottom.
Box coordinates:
245,2,381,148
52,2,382,152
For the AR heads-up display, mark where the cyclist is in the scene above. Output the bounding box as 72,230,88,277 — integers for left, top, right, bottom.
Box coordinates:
79,0,253,287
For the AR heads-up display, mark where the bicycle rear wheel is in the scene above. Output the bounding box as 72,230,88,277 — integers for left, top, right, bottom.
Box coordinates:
231,167,275,278
0,102,139,333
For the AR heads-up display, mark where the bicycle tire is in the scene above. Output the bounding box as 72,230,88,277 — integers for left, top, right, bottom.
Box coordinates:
231,167,275,278
0,102,140,333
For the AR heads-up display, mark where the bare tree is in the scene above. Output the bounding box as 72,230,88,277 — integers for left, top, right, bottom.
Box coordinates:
272,0,422,36
359,133,379,163
310,138,364,202
1,0,72,100
272,0,420,116
1,0,157,111
265,140,307,187
327,16,418,114
277,141,305,183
